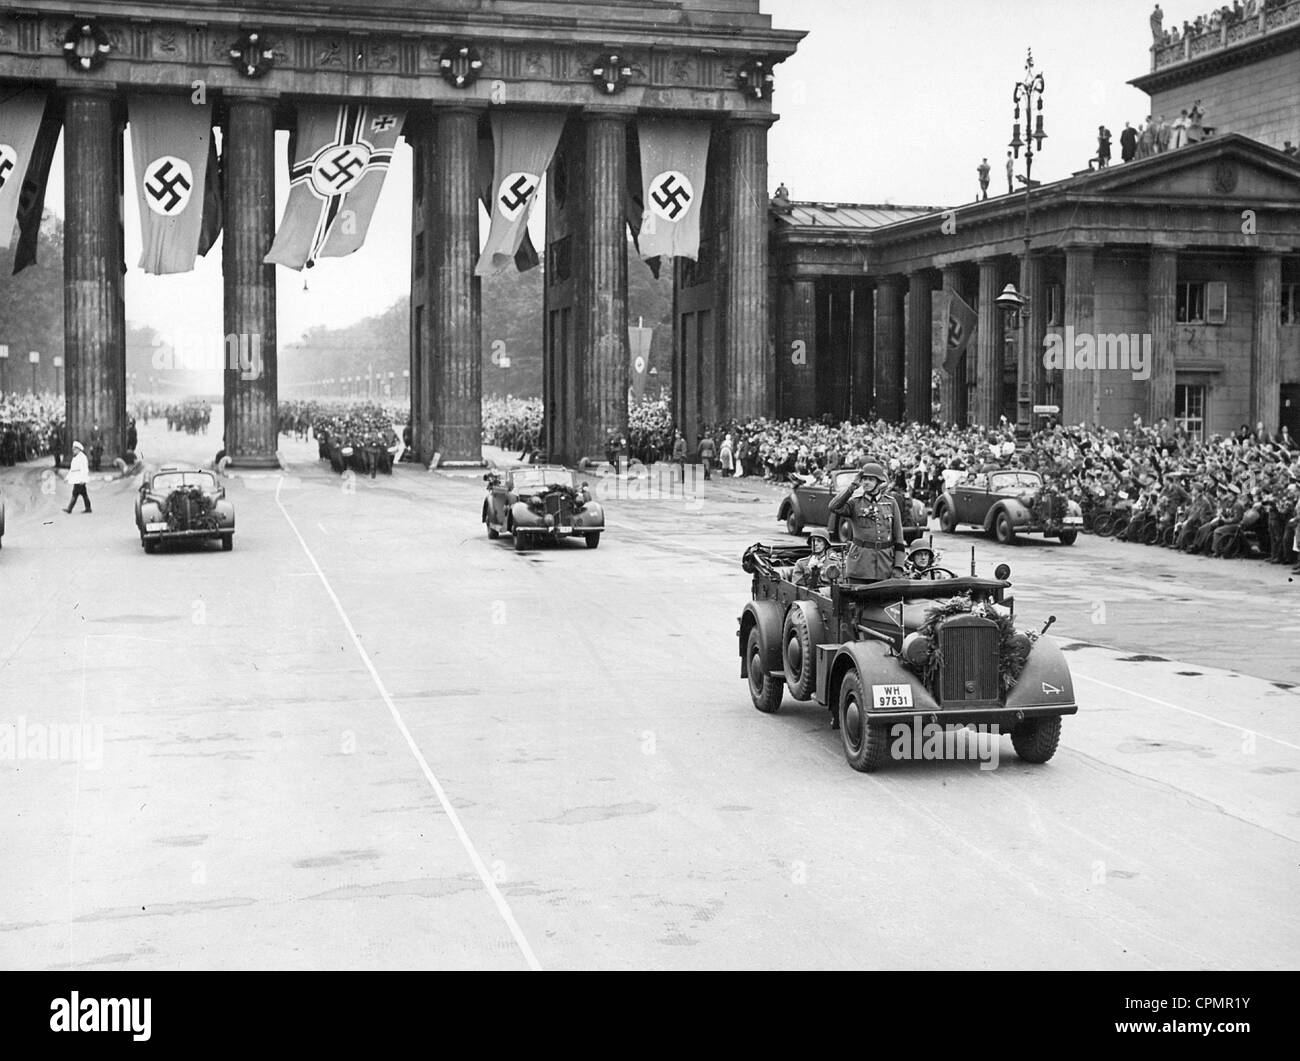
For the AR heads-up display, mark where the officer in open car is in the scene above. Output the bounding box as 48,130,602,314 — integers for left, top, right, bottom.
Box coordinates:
829,461,907,582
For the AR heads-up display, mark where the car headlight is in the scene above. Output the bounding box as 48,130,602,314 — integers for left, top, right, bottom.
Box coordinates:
901,632,933,667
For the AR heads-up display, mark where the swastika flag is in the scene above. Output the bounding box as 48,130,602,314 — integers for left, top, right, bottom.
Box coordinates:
129,96,214,274
0,88,49,252
943,290,978,374
475,111,566,277
635,119,711,262
266,104,405,270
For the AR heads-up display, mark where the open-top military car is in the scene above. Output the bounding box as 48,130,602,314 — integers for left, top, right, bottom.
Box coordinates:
737,539,1077,772
933,469,1082,545
483,465,605,550
780,469,927,544
135,466,235,553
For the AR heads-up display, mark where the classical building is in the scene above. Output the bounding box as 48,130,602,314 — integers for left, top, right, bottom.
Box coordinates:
0,1,803,464
769,1,1300,439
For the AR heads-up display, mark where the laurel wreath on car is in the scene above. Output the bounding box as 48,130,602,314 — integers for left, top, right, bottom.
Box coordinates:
905,596,1037,697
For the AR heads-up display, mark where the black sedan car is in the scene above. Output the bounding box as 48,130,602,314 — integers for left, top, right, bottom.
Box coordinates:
483,465,605,550
933,469,1082,545
779,469,927,544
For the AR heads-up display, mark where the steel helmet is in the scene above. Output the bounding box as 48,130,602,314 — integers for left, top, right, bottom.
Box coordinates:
806,527,831,544
860,462,886,482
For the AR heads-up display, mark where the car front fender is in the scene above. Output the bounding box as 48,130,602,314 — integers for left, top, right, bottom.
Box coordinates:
986,498,1031,532
511,501,545,529
576,501,604,528
214,500,235,528
739,599,785,680
823,640,940,714
937,491,958,520
1005,637,1078,712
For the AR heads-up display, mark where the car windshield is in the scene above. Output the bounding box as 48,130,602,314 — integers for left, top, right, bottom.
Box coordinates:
990,472,1041,493
512,468,573,491
832,470,858,492
151,471,216,494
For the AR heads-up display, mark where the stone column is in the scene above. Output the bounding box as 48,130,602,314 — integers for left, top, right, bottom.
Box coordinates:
424,106,482,465
1023,252,1048,413
721,118,771,420
1062,245,1097,427
573,111,628,460
850,281,874,420
873,276,905,422
939,265,966,426
63,88,125,462
222,95,279,467
779,276,818,420
905,269,934,424
1253,252,1282,435
1147,248,1177,424
973,259,1001,426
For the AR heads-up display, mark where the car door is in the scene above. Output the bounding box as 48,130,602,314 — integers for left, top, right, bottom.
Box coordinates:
953,474,986,526
799,478,832,527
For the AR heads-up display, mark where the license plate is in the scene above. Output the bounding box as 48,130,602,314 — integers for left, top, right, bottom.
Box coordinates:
1063,515,1083,525
872,684,913,709
145,522,167,532
558,526,572,534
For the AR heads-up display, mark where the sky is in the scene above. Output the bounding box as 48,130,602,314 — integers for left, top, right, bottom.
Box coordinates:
32,0,1162,348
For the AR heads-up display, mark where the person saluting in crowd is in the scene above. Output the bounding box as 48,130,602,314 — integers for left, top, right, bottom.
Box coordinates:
64,440,92,514
829,461,906,583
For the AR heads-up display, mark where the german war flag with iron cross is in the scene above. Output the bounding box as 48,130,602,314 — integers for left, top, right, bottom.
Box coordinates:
129,95,214,275
265,103,405,270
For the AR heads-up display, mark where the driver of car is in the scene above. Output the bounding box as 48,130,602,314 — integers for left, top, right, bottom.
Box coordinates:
829,462,907,583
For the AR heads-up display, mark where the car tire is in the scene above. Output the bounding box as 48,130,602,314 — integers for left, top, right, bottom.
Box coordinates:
221,534,233,552
1058,530,1078,546
514,531,527,552
1011,716,1062,764
937,503,956,534
584,532,601,549
995,512,1016,545
838,669,889,772
786,510,803,536
782,606,819,701
746,626,784,714
143,539,157,554
485,506,499,539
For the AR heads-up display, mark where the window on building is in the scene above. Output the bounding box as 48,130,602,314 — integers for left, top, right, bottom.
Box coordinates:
1045,282,1063,326
1175,383,1206,440
1177,281,1227,324
1283,284,1299,326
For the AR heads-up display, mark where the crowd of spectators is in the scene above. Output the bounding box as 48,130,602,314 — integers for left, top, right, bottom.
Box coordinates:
0,392,64,466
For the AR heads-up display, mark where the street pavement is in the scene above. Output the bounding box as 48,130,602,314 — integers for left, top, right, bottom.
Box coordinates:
1,414,1297,970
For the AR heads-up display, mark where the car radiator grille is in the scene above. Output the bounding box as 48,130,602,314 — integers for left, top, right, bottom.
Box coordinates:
938,616,1001,704
544,495,573,526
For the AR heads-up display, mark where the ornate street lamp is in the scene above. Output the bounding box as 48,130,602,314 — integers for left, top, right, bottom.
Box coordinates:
1004,48,1046,445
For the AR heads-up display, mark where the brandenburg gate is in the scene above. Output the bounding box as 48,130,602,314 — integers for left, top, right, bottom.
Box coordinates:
0,1,802,465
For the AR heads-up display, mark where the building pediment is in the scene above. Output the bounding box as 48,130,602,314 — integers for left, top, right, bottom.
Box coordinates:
1065,135,1300,205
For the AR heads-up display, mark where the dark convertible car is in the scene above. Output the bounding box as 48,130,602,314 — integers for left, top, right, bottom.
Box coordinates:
779,469,927,544
933,469,1082,545
483,465,605,550
135,466,235,553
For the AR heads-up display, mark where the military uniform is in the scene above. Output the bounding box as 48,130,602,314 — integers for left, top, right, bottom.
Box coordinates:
829,483,906,582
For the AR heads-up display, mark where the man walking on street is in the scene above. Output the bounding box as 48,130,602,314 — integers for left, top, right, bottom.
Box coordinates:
65,440,91,514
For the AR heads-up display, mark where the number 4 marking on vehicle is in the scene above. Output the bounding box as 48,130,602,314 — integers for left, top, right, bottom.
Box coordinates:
1042,681,1062,695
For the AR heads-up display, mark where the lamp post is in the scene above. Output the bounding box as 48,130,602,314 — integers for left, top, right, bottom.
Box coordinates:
54,355,64,395
28,350,39,394
402,368,410,400
0,344,8,394
1000,47,1046,446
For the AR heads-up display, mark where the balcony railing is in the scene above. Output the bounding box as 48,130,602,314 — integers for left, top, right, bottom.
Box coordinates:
1152,0,1300,70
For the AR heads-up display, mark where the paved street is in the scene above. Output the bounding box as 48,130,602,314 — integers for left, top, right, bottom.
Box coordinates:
2,415,1298,970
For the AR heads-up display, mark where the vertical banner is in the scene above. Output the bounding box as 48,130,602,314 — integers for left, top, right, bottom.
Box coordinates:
0,88,48,251
475,111,566,277
197,135,223,258
129,96,213,274
635,119,711,261
266,103,405,270
629,324,653,401
943,290,978,373
11,98,60,274
476,128,539,273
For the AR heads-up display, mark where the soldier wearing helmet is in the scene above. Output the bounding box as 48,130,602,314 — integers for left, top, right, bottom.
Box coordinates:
829,461,906,582
792,527,834,588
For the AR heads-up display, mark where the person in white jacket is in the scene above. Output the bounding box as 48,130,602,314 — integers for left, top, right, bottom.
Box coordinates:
65,440,92,514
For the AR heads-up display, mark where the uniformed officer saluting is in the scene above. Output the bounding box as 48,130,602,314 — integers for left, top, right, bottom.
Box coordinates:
828,461,906,582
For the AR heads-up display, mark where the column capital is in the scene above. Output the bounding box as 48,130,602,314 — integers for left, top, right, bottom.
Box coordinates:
54,80,117,97
873,272,906,289
220,87,281,102
723,113,779,129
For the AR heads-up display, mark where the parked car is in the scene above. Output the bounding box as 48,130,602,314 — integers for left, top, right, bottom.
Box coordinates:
483,465,605,550
135,466,235,553
933,469,1082,545
779,469,927,544
738,539,1077,772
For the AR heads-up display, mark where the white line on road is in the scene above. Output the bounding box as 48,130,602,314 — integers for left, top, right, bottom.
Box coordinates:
1074,671,1300,752
274,476,541,970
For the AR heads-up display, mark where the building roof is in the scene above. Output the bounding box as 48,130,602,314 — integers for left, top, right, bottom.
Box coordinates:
771,202,939,230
